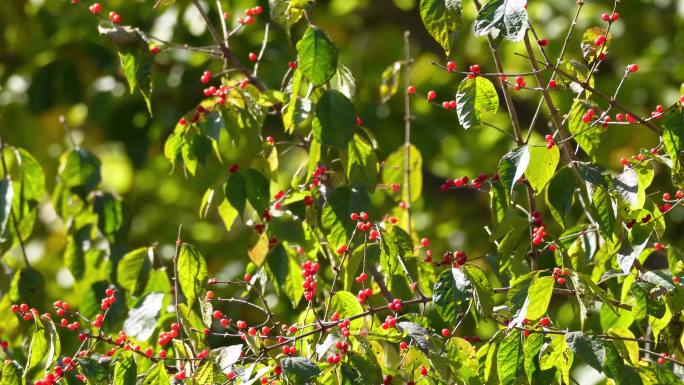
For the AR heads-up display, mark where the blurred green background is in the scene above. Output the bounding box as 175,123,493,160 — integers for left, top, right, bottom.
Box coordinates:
2,0,684,365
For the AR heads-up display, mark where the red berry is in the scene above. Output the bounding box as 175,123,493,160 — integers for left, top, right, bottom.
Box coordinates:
420,238,430,248
206,291,215,300
19,303,28,312
441,328,450,337
213,310,223,319
446,61,457,72
548,79,557,89
407,86,416,94
427,90,437,102
538,38,549,46
337,245,347,255
248,52,258,62
399,341,408,350
236,320,247,329
628,64,638,73
89,3,102,14
244,273,252,282
556,277,566,285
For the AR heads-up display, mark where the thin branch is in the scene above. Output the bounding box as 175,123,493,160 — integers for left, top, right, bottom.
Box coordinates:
403,31,413,233
253,23,270,78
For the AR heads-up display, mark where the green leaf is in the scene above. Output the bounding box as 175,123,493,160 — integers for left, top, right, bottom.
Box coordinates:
564,331,606,372
614,167,640,209
283,69,304,134
497,330,524,385
581,27,612,62
606,328,639,365
381,144,422,203
525,145,559,193
92,192,126,243
330,291,365,331
432,268,471,324
9,268,45,306
64,225,91,280
248,232,269,266
455,76,499,129
474,0,528,42
245,169,271,214
568,100,603,160
662,107,684,188
539,334,573,384
545,167,575,228
25,316,60,380
512,276,554,324
296,26,339,86
592,186,616,239
218,199,239,231
225,173,247,216
419,0,462,56
113,351,136,385
617,235,650,275
498,145,530,198
57,149,101,196
78,358,110,384
345,339,384,385
321,187,371,248
265,245,304,307
462,265,494,317
380,61,402,103
281,357,321,385
1,361,22,385
141,363,169,385
99,26,153,113
117,247,152,295
123,292,164,341
269,0,304,38
346,134,378,191
178,243,208,309
0,180,13,240
313,90,357,149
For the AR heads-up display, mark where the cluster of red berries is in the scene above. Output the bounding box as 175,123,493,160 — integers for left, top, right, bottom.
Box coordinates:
309,165,328,190
462,335,481,343
467,64,481,78
88,3,102,14
441,99,458,110
532,225,546,246
539,316,552,327
350,211,375,234
158,322,180,346
212,309,234,329
281,344,298,356
381,315,397,329
580,108,598,123
357,288,373,304
440,173,493,191
354,272,368,284
101,287,117,310
109,11,121,24
544,135,556,149
301,260,320,302
553,267,569,285
513,76,526,91
446,61,457,72
594,34,607,47
236,5,263,26
601,12,619,22
446,250,468,268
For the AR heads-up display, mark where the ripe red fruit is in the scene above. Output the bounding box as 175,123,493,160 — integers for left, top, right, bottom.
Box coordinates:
236,320,247,329
248,52,257,62
337,244,348,255
539,316,551,327
548,79,557,89
627,64,639,73
420,238,430,248
175,371,186,380
441,328,450,337
244,273,252,282
20,303,28,312
556,277,566,285
658,356,667,365
427,90,437,102
399,341,408,350
109,11,121,24
206,291,215,300
446,61,457,72
261,326,270,335
213,310,223,319
538,38,549,46
420,366,429,376
89,3,102,14
407,85,416,94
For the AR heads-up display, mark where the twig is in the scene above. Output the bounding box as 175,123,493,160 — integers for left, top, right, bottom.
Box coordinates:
403,31,413,233
253,23,270,78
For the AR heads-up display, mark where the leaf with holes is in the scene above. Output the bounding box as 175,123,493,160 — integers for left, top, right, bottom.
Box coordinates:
419,0,463,56
474,0,528,42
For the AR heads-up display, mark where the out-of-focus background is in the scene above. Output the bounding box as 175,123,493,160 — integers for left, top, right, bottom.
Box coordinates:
2,0,684,379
